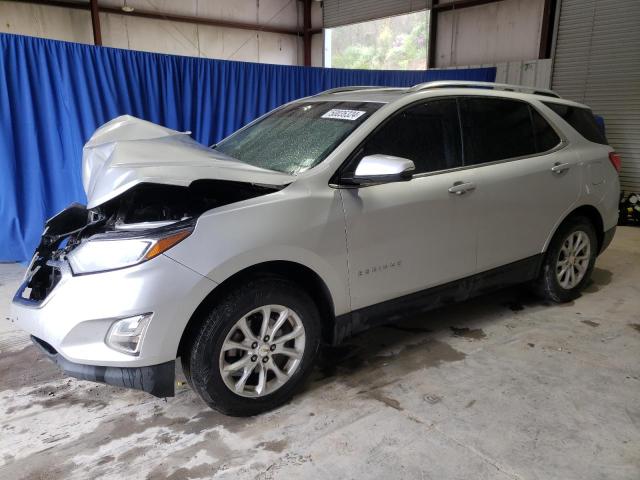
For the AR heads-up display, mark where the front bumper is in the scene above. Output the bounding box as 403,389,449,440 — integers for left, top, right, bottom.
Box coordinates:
31,335,175,397
10,253,216,368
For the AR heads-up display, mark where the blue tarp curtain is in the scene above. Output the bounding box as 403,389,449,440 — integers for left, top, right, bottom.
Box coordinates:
0,33,495,261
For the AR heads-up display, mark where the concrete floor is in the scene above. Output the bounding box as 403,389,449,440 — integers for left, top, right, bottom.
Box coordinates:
1,228,639,480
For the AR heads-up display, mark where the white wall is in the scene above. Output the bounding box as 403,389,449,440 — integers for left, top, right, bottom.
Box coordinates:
0,0,304,65
454,58,553,89
435,0,545,68
1,0,551,74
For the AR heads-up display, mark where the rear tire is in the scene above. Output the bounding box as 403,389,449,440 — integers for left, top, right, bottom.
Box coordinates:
534,216,598,303
183,276,321,416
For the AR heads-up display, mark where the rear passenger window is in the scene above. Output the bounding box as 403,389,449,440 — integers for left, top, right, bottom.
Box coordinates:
460,98,536,165
531,108,561,152
543,102,608,145
358,99,462,174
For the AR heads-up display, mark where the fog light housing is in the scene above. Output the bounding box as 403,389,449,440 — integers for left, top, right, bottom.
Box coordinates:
106,313,152,355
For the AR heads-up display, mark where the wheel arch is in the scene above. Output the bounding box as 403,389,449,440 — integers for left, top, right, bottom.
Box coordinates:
544,204,605,254
177,260,337,360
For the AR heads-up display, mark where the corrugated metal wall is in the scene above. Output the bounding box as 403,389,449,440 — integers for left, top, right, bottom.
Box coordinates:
552,0,640,193
323,0,428,28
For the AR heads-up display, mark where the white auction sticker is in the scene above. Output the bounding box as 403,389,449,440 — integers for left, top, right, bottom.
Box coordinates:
321,109,366,121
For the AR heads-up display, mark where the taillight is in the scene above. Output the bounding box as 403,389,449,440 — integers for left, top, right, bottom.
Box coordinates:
609,152,621,173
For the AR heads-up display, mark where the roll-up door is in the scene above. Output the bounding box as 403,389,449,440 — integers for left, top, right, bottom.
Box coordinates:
323,0,429,28
552,0,640,193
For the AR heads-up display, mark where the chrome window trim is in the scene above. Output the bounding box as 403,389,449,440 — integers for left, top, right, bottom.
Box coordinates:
330,140,568,188
330,95,569,188
411,139,568,180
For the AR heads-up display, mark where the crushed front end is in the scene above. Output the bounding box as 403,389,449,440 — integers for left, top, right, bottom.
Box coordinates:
11,180,280,397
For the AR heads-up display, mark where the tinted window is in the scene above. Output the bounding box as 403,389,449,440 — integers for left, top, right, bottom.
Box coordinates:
460,98,537,165
215,101,381,175
543,102,608,145
531,108,561,152
358,99,462,174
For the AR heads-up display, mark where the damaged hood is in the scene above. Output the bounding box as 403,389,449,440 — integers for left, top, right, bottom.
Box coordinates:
82,115,292,208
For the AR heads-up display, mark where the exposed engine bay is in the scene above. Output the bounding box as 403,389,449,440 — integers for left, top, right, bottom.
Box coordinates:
20,180,282,302
18,115,292,303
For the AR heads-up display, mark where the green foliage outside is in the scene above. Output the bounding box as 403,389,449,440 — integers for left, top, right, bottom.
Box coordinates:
330,11,429,70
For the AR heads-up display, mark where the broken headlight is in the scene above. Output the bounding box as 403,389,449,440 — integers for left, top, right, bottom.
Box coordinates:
67,227,192,275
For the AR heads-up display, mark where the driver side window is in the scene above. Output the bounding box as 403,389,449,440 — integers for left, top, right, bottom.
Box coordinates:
359,98,462,175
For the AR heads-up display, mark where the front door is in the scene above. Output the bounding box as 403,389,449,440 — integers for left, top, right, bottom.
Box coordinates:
338,98,478,311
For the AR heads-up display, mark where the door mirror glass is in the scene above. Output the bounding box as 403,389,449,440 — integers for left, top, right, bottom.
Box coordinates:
347,154,415,185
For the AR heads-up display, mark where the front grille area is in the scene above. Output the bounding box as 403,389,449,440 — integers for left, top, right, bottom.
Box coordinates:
15,203,92,304
20,260,62,302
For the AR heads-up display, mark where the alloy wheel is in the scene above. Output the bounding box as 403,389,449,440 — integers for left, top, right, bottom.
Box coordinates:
555,230,591,289
218,305,306,398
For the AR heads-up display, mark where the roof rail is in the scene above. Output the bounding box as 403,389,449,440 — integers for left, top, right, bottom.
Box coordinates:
316,86,383,95
408,81,561,98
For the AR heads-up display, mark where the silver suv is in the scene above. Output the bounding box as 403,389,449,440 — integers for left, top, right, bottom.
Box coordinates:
11,81,620,416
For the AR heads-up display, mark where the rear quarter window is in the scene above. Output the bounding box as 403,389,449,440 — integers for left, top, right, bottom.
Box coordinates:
543,102,608,145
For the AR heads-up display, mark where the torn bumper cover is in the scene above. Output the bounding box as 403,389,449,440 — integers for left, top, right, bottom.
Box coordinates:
31,335,175,397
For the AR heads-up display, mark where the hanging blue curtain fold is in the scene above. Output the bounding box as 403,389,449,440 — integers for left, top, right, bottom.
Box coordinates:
0,33,496,262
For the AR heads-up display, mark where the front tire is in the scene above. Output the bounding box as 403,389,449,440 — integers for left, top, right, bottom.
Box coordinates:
183,276,321,416
534,216,598,303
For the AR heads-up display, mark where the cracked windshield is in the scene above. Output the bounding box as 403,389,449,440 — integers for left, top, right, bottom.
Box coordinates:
215,101,381,175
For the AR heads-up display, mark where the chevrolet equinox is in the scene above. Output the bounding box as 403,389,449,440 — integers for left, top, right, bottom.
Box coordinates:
11,81,620,416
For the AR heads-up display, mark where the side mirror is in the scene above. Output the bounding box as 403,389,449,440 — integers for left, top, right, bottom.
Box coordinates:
346,154,415,186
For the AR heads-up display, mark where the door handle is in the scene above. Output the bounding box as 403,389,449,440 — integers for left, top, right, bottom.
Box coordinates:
448,181,476,195
551,162,570,174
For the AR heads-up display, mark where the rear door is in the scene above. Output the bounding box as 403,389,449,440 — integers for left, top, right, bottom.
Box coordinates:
459,96,581,272
339,98,478,310
543,102,618,213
